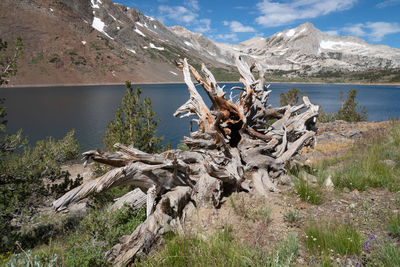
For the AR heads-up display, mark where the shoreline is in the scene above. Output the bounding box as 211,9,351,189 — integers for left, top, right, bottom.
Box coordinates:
2,81,400,88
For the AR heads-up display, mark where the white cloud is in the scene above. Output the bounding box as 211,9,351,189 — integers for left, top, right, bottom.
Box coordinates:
158,5,197,24
325,30,339,36
376,0,400,8
342,23,365,36
194,19,211,33
184,0,199,11
215,33,239,42
256,0,357,27
342,22,400,41
365,22,400,41
224,21,256,32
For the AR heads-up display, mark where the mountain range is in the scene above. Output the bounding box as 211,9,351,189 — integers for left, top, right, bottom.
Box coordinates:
1,0,400,86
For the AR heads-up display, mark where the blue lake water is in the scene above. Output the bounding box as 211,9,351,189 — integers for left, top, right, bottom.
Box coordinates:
1,83,400,152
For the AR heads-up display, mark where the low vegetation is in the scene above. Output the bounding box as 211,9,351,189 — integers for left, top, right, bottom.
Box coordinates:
304,221,363,256
279,87,367,123
0,129,81,252
4,206,146,266
329,121,400,192
293,177,324,204
103,81,163,153
139,228,298,267
387,214,400,238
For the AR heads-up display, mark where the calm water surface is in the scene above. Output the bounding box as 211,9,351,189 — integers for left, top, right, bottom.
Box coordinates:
1,83,400,151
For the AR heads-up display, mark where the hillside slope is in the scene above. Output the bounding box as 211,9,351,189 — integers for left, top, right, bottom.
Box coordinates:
0,0,229,85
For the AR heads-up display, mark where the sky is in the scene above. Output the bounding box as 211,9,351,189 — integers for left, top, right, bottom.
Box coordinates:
115,0,400,48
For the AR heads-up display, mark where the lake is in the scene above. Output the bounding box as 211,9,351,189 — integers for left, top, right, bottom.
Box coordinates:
1,83,400,152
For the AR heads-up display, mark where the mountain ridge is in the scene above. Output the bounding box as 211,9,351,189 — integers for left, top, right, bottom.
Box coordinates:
1,0,400,86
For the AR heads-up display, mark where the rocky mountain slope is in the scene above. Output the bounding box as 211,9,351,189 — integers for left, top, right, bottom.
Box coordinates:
1,0,400,86
0,0,229,85
175,22,400,74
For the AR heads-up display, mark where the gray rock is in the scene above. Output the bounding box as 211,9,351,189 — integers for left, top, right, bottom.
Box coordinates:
299,170,318,184
342,129,362,138
323,175,334,191
279,174,292,185
69,202,89,217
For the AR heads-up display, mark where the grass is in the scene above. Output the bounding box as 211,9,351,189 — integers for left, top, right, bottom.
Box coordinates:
387,214,400,238
3,206,146,266
368,242,400,266
293,177,323,205
284,210,301,224
333,121,400,192
312,120,400,192
229,194,271,222
139,228,298,267
304,220,363,256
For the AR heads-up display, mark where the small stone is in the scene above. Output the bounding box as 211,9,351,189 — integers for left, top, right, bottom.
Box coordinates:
69,202,89,217
279,174,292,185
343,129,362,138
382,159,396,168
343,187,350,193
323,175,334,191
350,203,356,209
299,170,317,184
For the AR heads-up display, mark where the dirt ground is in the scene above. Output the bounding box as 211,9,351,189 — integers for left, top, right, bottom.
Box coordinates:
60,120,399,265
183,120,399,266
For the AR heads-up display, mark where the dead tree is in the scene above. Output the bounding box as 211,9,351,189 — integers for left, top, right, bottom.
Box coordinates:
53,55,319,266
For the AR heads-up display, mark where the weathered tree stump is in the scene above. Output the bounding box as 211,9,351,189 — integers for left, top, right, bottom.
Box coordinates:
53,55,319,266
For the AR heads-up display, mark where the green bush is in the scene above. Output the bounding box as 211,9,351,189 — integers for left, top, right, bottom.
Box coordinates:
4,206,146,266
60,206,146,266
0,130,81,252
0,37,23,86
103,81,163,153
48,54,60,63
336,89,367,122
280,88,301,106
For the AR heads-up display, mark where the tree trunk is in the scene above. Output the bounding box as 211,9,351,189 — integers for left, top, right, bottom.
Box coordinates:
53,55,319,266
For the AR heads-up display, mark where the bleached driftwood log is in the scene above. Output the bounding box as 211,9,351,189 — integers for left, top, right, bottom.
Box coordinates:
53,55,319,266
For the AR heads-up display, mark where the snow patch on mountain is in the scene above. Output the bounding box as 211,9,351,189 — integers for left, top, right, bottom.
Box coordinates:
135,28,146,37
149,43,164,50
286,29,295,37
184,41,194,48
91,0,100,9
92,17,113,39
320,40,365,50
126,48,136,54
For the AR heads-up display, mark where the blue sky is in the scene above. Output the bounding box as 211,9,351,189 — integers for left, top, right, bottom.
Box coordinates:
115,0,400,48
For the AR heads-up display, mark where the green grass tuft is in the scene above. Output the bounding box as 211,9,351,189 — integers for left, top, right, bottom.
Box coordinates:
387,214,400,238
293,177,323,205
304,221,363,256
284,210,301,224
368,242,400,266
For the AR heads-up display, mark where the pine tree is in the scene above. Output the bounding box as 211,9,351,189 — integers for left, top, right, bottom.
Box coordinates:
336,89,367,122
280,88,301,106
0,37,23,86
103,81,163,153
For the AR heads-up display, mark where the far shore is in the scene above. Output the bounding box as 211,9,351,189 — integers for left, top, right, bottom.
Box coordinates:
2,80,400,88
